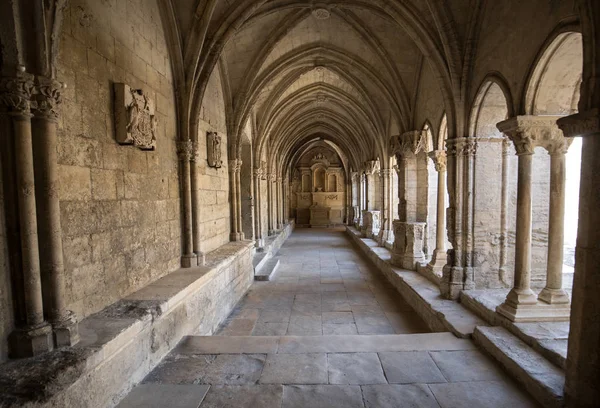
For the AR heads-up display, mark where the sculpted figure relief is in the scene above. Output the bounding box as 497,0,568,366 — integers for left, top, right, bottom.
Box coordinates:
114,83,157,150
207,131,223,168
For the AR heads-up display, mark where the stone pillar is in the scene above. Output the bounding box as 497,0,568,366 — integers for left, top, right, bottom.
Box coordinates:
276,176,283,229
229,159,243,241
390,131,427,270
177,140,197,268
378,169,393,244
558,109,600,407
236,161,244,240
190,142,205,266
496,116,563,321
358,173,366,227
1,67,52,357
363,160,380,210
538,137,573,307
253,167,264,248
426,150,447,276
267,173,275,235
31,76,79,347
499,137,511,285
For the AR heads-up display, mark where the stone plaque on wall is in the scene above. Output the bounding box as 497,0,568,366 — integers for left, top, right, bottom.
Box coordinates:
114,83,157,150
207,131,223,168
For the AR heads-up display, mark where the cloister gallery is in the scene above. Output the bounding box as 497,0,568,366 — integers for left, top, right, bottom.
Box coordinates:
0,0,599,407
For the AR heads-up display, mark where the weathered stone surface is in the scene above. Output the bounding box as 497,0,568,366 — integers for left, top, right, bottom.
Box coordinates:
362,384,441,408
201,385,283,408
282,385,364,408
327,352,386,384
429,380,538,408
378,351,446,384
260,353,328,384
429,350,505,382
116,384,209,408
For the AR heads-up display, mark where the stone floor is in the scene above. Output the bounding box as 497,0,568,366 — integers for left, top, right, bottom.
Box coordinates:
117,228,540,408
217,228,430,336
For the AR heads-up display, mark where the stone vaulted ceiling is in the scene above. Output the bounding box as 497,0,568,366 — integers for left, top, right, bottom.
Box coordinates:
166,0,471,173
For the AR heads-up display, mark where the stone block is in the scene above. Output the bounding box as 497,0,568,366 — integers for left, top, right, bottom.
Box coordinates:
59,165,91,201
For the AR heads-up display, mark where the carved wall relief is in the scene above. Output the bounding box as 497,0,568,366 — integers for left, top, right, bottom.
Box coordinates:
114,83,157,150
207,131,223,168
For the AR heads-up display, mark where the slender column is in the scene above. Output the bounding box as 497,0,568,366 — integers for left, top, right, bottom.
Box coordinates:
538,138,573,304
276,176,283,229
190,142,205,265
427,150,447,275
253,168,264,248
359,173,366,226
499,138,510,285
558,109,600,407
2,67,52,357
236,162,244,240
267,173,274,235
378,169,392,244
229,159,242,241
177,141,197,268
496,116,564,321
31,76,79,346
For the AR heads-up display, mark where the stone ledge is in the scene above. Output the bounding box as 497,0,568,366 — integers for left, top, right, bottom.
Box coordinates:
461,289,568,370
0,241,255,408
473,326,565,408
346,227,486,338
254,221,295,273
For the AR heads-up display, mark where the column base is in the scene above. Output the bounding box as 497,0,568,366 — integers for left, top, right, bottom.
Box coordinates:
230,232,244,241
195,251,206,266
181,253,197,268
9,323,53,358
255,238,265,250
390,221,425,270
440,265,464,300
427,249,446,276
497,288,569,322
538,287,570,305
52,311,80,347
378,229,392,246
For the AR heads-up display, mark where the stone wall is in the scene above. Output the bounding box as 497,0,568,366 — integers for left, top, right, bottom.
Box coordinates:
0,155,11,362
195,66,230,253
56,0,180,319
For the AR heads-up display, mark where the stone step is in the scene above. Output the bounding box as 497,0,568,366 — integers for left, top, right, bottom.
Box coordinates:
253,252,268,270
116,384,209,408
255,258,280,281
174,332,475,355
473,326,565,408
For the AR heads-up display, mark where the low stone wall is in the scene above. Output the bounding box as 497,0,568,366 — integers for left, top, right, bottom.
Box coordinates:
254,221,295,272
0,241,254,408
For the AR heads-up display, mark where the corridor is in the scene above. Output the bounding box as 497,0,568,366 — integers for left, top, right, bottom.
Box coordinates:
118,229,539,408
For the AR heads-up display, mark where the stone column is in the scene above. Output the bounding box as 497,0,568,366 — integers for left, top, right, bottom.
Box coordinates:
1,67,52,357
538,136,573,307
390,131,426,270
236,161,244,240
426,150,447,276
178,140,197,268
190,142,205,265
496,116,563,321
267,173,275,235
378,169,393,244
358,173,366,227
229,159,243,241
499,138,511,285
276,176,283,229
253,167,264,248
31,76,79,347
557,109,600,407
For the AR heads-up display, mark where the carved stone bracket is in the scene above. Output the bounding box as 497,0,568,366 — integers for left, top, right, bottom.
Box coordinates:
114,83,157,150
0,66,35,116
428,150,447,172
31,76,64,121
253,167,264,179
177,140,194,161
207,132,223,168
497,115,564,156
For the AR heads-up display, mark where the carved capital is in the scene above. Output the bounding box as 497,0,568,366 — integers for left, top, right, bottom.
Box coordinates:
267,173,276,182
0,66,35,116
379,168,393,178
351,171,359,181
557,109,600,138
189,141,200,162
177,140,194,161
390,131,426,161
497,115,564,156
32,76,64,121
428,150,447,172
253,167,264,178
363,159,380,175
228,159,242,173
